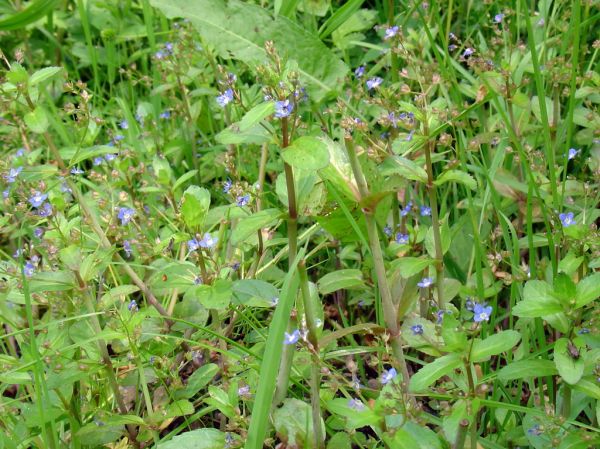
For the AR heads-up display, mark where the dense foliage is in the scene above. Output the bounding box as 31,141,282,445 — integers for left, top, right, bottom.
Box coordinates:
0,1,599,448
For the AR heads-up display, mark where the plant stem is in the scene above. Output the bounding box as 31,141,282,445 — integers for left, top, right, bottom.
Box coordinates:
299,260,323,449
344,137,413,406
424,134,445,308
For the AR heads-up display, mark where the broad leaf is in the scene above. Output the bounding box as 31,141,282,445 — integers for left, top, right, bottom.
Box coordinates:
282,136,330,170
513,280,563,317
157,429,226,449
553,338,584,385
181,186,211,228
230,208,282,245
409,353,462,392
318,269,363,295
470,331,521,362
575,273,600,308
497,359,558,382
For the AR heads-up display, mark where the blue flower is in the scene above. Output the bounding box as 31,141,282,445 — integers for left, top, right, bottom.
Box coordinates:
417,277,434,288
383,225,393,237
436,309,447,324
384,25,399,40
4,167,22,183
16,148,25,157
34,228,44,238
105,153,117,162
238,385,251,397
194,276,203,285
473,302,492,322
236,194,250,207
527,424,543,436
578,328,590,335
38,202,53,217
123,240,132,258
188,238,201,251
411,324,424,335
216,89,234,107
159,110,171,119
23,261,35,277
128,299,138,312
274,100,294,118
354,66,365,78
270,296,279,307
155,50,166,59
381,367,397,385
199,232,218,249
395,232,409,244
117,207,135,225
568,148,579,160
119,120,129,129
93,157,104,166
463,47,475,57
70,167,84,175
405,130,415,141
366,77,383,90
2,189,9,199
223,179,232,193
284,329,300,345
493,13,505,23
400,201,413,217
465,297,475,311
559,212,575,227
348,398,365,411
29,191,48,208
420,205,432,216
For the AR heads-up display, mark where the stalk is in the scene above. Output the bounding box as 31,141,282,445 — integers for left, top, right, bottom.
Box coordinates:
344,137,412,405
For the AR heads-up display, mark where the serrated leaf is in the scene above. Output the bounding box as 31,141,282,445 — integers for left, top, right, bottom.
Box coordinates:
470,330,521,362
29,66,63,87
157,429,226,449
434,169,477,190
513,280,563,317
381,156,427,183
24,107,49,134
181,186,211,228
282,136,330,170
409,353,462,392
554,338,584,385
575,273,600,308
178,363,219,398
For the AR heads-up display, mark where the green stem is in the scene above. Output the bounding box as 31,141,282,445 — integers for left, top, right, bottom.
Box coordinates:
344,137,413,406
453,419,469,449
424,136,445,308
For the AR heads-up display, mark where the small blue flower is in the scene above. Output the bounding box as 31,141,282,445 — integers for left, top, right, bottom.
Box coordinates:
23,261,35,277
238,385,251,397
411,324,424,335
351,375,362,390
465,297,475,311
128,299,138,312
493,13,505,23
194,276,203,285
384,25,399,40
216,89,234,107
568,148,579,160
381,367,397,385
395,232,409,244
155,50,166,59
436,309,446,324
405,129,415,141
537,18,545,26
383,225,393,237
4,167,22,183
119,120,129,129
527,424,543,436
38,202,53,217
70,167,84,175
473,302,492,322
60,181,72,194
354,66,365,78
420,205,432,216
221,179,232,192
463,47,475,57
123,240,132,258
188,238,200,251
559,212,575,227
274,100,294,118
2,189,9,199
448,44,458,51
236,194,250,207
284,329,300,345
400,201,412,217
105,153,117,162
199,232,218,249
159,110,171,119
164,42,174,53
417,277,434,288
29,191,48,208
34,228,44,238
16,148,25,157
270,296,279,307
578,328,590,335
113,134,125,142
117,207,135,225
93,157,104,166
366,77,383,90
348,398,365,411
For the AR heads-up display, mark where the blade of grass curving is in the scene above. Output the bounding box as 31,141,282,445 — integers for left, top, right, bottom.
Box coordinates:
0,0,59,30
318,0,365,39
245,248,304,449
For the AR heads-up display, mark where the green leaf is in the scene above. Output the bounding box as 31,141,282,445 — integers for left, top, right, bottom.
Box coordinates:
409,353,462,392
238,101,275,130
230,208,282,245
326,398,380,430
317,269,363,295
470,330,521,362
216,123,271,145
273,398,325,449
178,364,219,399
434,169,477,190
151,0,348,101
29,270,76,292
282,136,330,170
575,273,600,308
425,221,451,258
0,0,60,31
29,66,63,87
232,279,278,307
157,429,226,449
100,285,140,307
381,156,428,183
148,400,195,424
513,280,563,317
181,186,211,228
497,359,558,382
173,170,198,192
572,378,600,400
24,106,49,134
193,279,232,310
318,0,365,39
553,338,584,385
553,273,577,304
390,257,435,278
